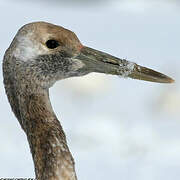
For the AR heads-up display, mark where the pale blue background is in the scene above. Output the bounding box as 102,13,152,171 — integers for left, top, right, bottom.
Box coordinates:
0,0,180,179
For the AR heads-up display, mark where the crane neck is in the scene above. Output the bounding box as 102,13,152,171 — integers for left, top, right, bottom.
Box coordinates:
4,75,77,180
20,90,77,180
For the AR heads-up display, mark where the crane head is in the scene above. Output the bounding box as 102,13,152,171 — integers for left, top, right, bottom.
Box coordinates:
9,21,174,89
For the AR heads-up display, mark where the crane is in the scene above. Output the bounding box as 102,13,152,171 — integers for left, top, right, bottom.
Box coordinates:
3,22,174,180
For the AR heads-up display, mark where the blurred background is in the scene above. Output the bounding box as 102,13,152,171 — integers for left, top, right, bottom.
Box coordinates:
0,0,180,179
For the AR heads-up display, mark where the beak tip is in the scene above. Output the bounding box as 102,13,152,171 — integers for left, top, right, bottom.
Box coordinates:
129,64,175,84
168,78,175,83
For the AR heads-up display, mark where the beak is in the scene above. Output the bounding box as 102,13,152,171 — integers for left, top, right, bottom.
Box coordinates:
75,46,174,83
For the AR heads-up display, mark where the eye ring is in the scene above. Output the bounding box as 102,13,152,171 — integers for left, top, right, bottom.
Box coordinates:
46,39,60,49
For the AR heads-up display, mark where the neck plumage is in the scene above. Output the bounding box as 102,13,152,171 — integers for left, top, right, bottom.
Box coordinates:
4,73,77,179
22,91,77,180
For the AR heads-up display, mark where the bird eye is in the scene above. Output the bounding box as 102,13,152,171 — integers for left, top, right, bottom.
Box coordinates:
46,39,60,49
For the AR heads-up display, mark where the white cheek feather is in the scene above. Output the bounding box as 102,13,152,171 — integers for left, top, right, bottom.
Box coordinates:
12,33,47,61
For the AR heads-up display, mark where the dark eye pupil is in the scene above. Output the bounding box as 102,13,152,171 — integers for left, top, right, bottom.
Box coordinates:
46,40,59,49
